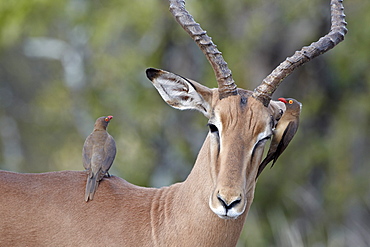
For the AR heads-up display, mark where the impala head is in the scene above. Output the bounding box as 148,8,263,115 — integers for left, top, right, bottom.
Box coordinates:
146,69,279,219
146,0,347,219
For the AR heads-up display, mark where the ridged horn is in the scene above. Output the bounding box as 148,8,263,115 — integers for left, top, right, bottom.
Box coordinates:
252,0,347,107
169,0,238,99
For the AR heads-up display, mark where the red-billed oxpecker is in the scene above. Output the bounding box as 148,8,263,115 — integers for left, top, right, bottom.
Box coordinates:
83,116,116,202
257,98,302,178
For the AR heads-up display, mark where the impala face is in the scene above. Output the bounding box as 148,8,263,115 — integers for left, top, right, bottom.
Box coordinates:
207,92,274,219
146,69,283,219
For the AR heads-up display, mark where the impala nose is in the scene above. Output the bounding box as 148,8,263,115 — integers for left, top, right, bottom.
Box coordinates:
217,193,242,210
209,190,246,219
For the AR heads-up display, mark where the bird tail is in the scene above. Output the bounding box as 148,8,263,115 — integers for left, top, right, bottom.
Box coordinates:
85,172,99,202
256,154,274,179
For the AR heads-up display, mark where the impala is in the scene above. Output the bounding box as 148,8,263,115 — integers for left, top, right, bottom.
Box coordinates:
0,0,346,246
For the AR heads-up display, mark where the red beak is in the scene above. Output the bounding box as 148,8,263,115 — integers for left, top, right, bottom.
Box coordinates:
105,116,113,122
278,98,287,104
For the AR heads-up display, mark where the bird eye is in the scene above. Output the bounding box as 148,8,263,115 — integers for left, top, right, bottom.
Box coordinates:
105,117,109,122
207,123,219,133
289,100,293,104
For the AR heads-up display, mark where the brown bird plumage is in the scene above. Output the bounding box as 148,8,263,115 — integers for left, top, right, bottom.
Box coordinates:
83,116,116,202
257,98,301,178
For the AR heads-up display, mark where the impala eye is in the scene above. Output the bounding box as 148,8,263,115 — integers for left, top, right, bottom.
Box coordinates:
207,123,219,133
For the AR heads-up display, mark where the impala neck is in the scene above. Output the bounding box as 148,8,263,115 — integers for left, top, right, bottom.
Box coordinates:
182,134,215,201
152,134,253,246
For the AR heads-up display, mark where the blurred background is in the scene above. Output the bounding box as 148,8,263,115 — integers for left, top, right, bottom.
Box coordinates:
0,0,369,246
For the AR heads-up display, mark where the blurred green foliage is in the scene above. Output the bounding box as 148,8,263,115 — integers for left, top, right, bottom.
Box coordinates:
0,0,369,246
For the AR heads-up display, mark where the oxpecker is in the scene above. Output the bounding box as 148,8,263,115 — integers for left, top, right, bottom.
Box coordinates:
257,98,301,178
83,116,116,202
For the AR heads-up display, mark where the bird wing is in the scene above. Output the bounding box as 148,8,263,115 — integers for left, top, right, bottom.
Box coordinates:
256,120,286,178
82,134,93,170
270,120,299,168
101,135,116,174
256,120,299,178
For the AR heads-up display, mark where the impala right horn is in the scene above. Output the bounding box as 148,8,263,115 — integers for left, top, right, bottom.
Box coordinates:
252,0,347,107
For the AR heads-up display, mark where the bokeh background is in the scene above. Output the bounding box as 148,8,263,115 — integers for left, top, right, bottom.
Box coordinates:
0,0,369,246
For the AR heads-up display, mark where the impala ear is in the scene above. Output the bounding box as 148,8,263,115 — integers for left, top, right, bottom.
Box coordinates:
146,68,213,118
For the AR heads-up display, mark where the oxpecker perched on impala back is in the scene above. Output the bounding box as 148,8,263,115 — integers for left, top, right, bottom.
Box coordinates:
83,116,116,202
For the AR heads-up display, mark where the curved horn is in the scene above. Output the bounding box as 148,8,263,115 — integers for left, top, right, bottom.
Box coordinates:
169,0,237,99
252,0,347,107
